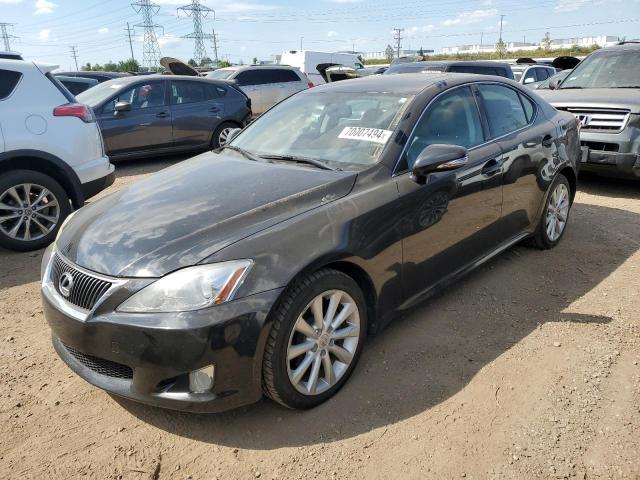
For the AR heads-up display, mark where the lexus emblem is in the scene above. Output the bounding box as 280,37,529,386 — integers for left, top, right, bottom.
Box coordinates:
58,272,74,298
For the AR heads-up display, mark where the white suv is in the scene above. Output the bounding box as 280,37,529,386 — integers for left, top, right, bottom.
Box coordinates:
0,58,114,251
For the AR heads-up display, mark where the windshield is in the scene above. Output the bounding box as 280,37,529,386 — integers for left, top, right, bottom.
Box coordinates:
206,69,235,80
560,49,640,89
230,90,411,170
76,80,130,106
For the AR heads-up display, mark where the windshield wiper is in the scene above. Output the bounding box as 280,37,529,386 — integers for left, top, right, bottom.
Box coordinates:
613,86,640,88
221,145,269,163
559,86,584,89
258,154,337,171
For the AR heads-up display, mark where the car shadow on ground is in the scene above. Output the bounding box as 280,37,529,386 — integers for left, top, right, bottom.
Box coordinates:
119,201,639,449
578,172,639,199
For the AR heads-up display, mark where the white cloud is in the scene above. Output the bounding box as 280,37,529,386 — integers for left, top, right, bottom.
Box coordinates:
442,8,497,26
155,0,278,13
98,27,109,34
157,34,182,47
0,0,23,4
327,30,339,38
554,0,590,12
406,25,435,37
34,0,56,14
37,28,50,41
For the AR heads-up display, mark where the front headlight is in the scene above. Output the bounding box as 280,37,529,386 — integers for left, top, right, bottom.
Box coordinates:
117,260,253,313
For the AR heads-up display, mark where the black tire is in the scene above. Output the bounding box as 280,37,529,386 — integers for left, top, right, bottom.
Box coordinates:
262,268,367,410
527,173,572,250
211,121,238,149
0,170,71,252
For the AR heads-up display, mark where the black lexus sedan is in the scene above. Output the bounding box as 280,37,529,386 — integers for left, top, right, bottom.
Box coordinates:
41,73,580,412
76,75,252,160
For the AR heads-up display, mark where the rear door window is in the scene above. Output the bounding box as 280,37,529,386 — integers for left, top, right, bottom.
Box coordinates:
171,81,207,104
0,70,22,100
275,69,302,82
477,84,528,138
448,65,501,76
235,69,280,86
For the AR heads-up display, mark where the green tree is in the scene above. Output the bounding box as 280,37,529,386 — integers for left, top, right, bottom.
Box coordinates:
188,59,197,67
252,56,258,65
81,62,92,71
200,57,212,66
541,32,552,51
218,60,232,68
384,44,394,62
116,59,140,72
357,54,365,64
103,60,117,71
495,38,507,58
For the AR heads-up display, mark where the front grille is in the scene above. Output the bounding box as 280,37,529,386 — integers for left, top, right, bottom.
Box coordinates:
581,140,620,152
51,254,112,310
63,342,133,379
557,106,630,132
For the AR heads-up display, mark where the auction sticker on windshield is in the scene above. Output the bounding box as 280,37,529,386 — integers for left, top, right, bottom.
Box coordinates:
338,127,393,144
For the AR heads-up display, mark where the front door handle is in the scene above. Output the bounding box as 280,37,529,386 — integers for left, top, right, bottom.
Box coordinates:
542,135,555,148
156,111,169,118
481,158,502,176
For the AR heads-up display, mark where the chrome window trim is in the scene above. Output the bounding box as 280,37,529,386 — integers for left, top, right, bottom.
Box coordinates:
392,80,539,176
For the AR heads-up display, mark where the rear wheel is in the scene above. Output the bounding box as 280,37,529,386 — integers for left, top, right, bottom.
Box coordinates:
211,122,238,149
528,173,572,249
262,269,367,409
0,170,71,251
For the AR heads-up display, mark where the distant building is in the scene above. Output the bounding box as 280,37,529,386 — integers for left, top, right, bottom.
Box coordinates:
441,35,620,55
360,49,433,60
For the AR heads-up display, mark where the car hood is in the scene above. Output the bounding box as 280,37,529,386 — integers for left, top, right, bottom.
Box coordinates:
537,88,640,113
56,151,357,277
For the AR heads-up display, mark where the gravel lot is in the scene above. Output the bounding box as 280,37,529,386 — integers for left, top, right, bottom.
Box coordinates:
1,157,639,479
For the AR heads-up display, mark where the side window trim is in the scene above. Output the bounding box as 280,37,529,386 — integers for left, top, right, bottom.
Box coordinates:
393,83,488,175
0,69,23,101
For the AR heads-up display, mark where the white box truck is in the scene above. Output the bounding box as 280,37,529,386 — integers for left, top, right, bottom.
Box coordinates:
280,50,365,85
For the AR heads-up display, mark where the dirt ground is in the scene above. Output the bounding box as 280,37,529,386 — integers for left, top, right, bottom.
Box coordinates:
1,158,639,480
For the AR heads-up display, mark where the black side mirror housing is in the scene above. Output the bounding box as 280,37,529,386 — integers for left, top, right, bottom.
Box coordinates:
410,144,468,184
114,101,132,113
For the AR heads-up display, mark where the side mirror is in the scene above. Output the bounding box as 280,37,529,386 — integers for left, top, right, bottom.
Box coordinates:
410,144,468,184
114,101,131,113
548,79,561,90
524,77,535,85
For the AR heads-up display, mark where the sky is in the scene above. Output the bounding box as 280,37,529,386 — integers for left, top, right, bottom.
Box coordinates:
1,0,640,70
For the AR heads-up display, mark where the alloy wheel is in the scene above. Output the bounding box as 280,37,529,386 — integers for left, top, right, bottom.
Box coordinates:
545,183,570,242
286,289,361,395
0,183,60,242
218,127,233,146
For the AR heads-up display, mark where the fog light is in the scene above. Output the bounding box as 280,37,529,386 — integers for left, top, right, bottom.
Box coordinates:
189,365,215,394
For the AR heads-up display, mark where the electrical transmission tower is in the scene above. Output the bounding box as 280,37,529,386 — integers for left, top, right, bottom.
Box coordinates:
393,28,404,58
132,0,163,71
0,23,18,51
177,0,214,65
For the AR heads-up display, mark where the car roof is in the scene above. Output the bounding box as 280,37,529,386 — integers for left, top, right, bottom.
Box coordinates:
407,60,511,68
229,65,299,71
97,74,236,87
56,71,131,77
55,75,98,84
308,72,518,95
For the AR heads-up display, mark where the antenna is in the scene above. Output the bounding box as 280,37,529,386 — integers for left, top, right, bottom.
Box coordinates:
177,0,214,65
0,23,18,51
132,0,163,71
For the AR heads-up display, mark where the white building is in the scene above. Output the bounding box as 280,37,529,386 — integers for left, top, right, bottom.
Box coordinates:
360,49,432,60
441,35,620,55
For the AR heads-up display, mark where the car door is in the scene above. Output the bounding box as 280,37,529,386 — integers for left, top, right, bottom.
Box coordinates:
276,68,307,100
235,69,278,116
96,80,172,157
394,85,504,305
475,83,553,238
169,80,225,149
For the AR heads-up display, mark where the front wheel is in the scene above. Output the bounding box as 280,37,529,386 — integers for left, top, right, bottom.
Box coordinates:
262,269,367,410
528,173,572,249
211,122,238,149
0,170,71,251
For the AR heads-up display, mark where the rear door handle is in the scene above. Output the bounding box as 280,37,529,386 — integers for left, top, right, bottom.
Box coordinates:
542,135,555,148
156,111,169,118
481,158,502,176
209,106,220,113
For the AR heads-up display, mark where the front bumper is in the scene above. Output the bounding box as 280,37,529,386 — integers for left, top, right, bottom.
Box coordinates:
580,149,640,178
41,251,283,413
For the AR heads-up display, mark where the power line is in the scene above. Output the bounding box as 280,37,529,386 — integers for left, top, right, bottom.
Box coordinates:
70,45,79,69
125,22,136,65
177,0,213,64
132,0,163,71
0,23,18,51
393,28,404,58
